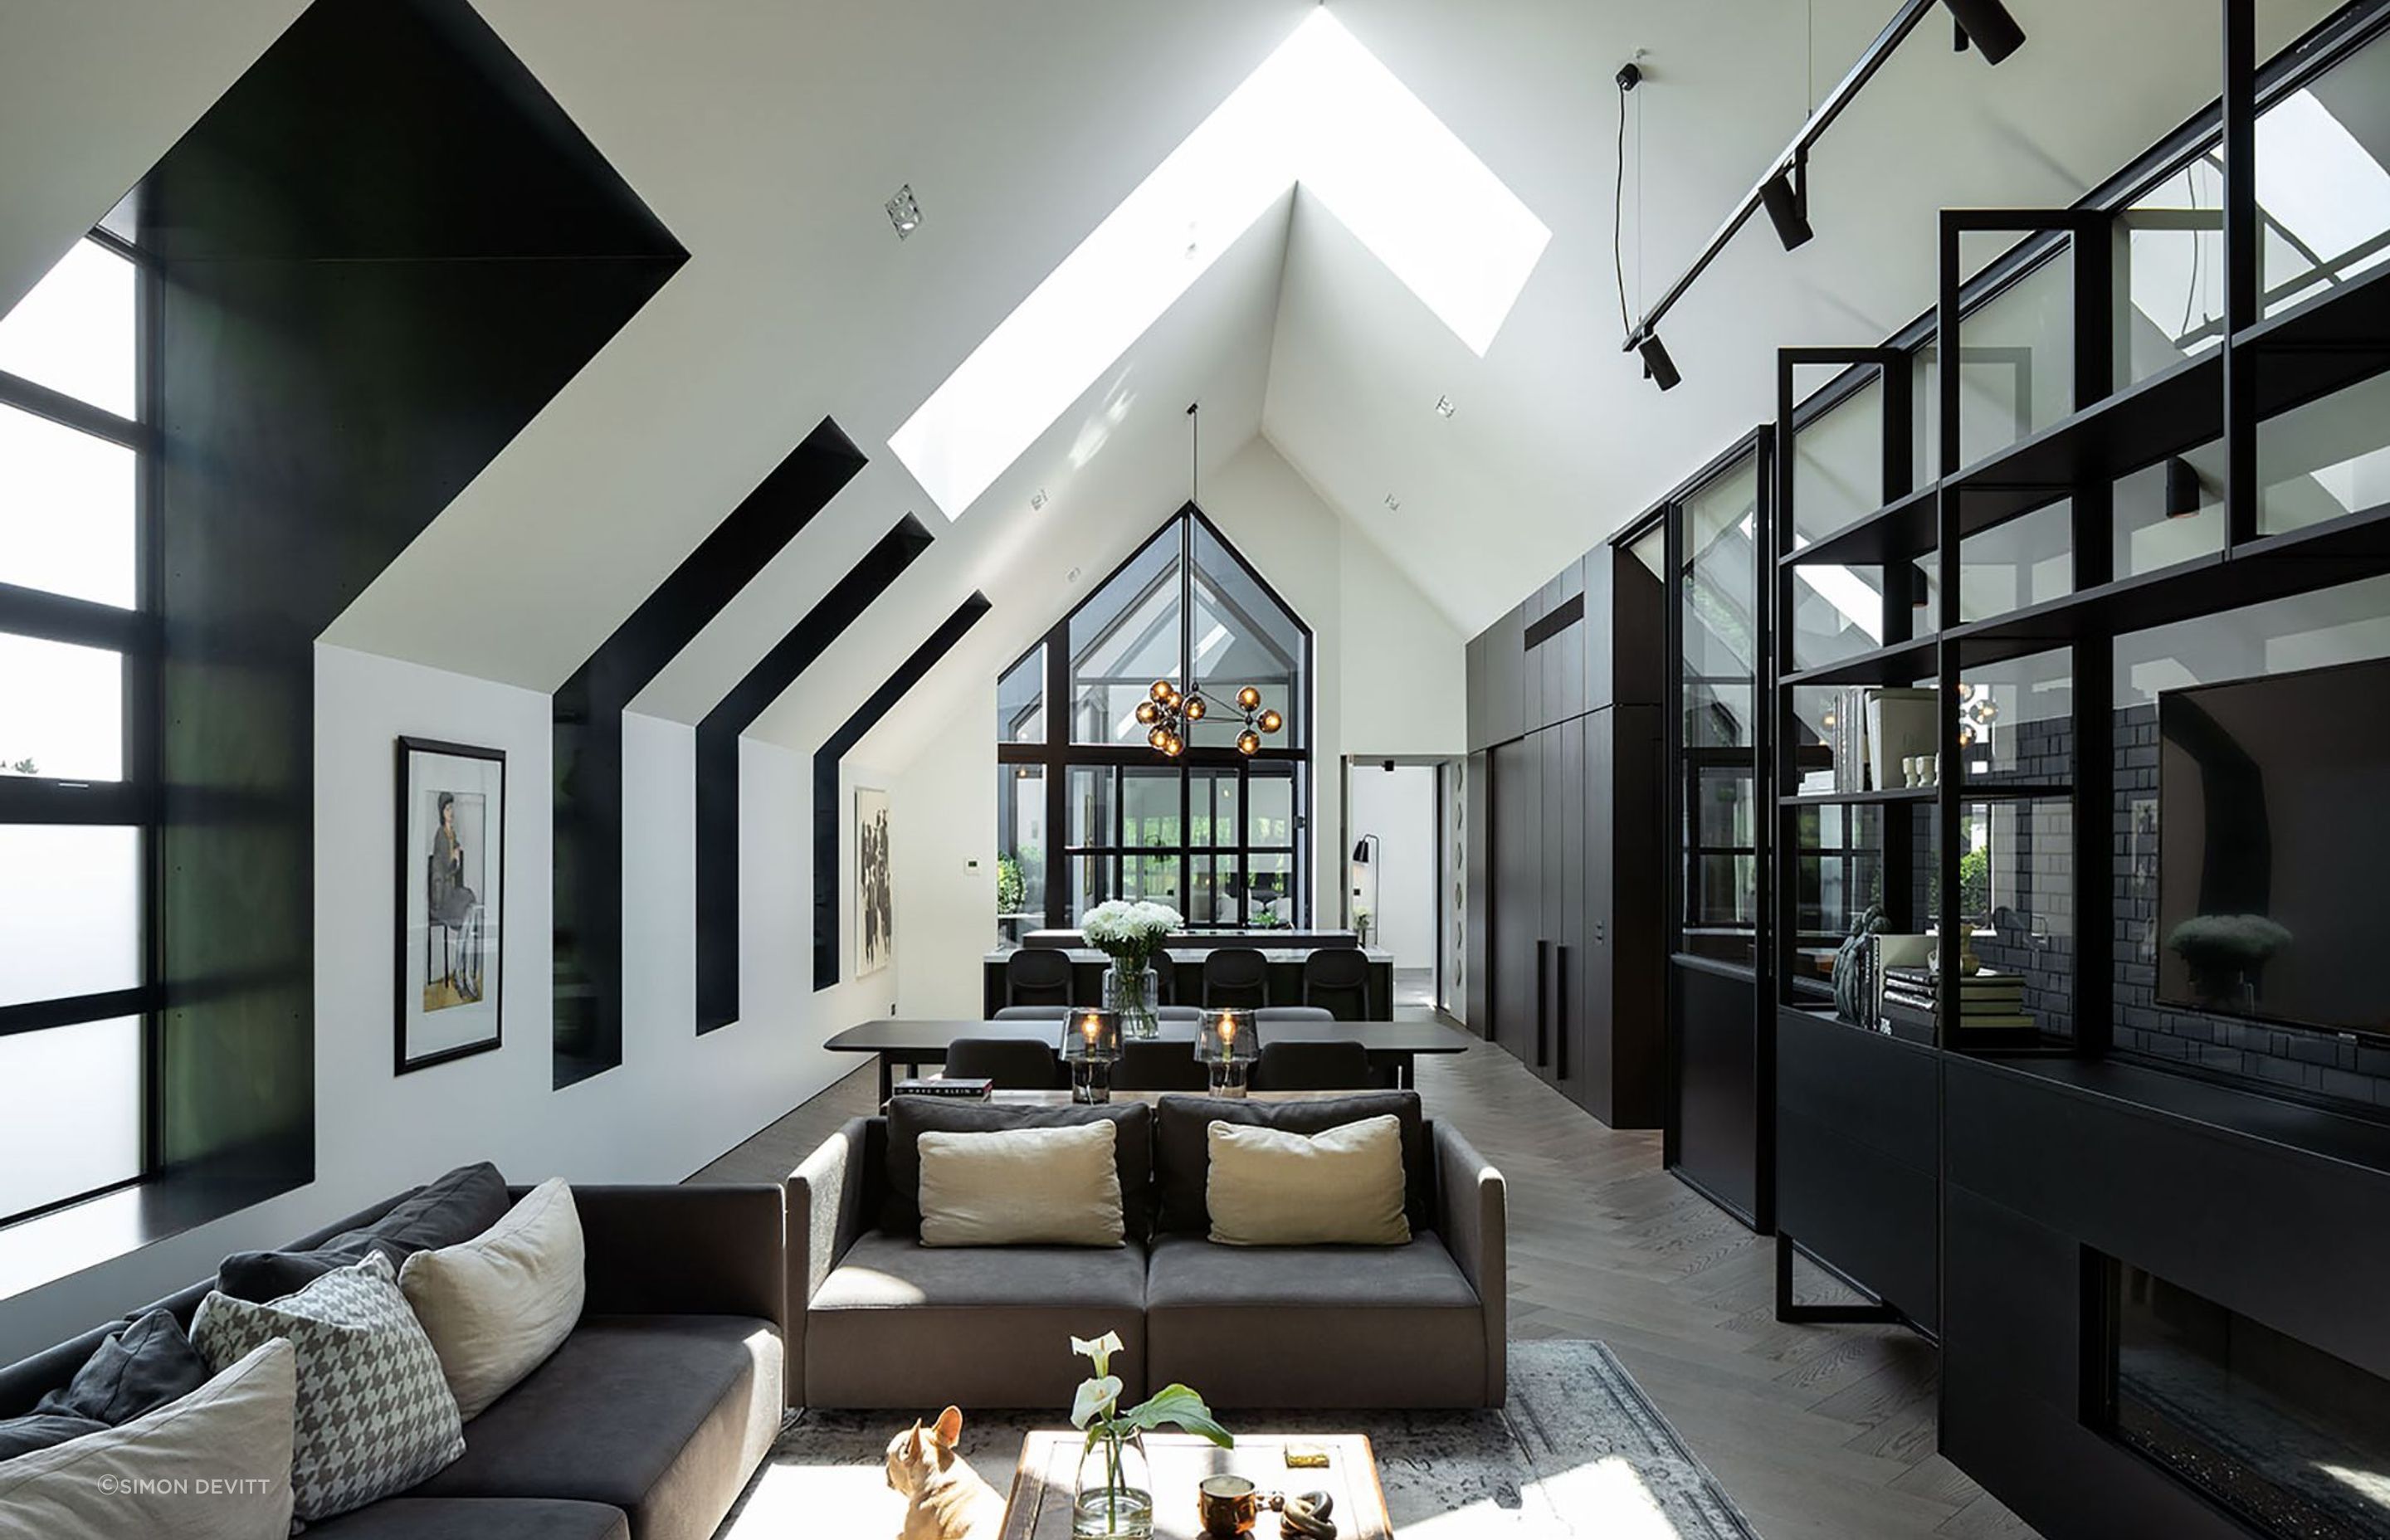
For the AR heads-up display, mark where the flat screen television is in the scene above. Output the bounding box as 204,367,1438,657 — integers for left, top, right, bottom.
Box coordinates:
2158,656,2390,1040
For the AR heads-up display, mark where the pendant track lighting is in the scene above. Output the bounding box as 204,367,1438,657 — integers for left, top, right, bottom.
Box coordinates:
1759,161,1814,251
1638,334,1680,392
1942,0,2026,66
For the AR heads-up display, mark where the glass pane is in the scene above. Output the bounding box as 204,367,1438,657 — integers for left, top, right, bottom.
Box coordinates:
0,402,137,608
1070,529,1181,745
1681,455,1760,753
0,824,140,1006
0,633,123,780
1244,853,1295,928
2258,374,2390,540
2120,159,2227,384
996,764,1045,945
1791,376,1887,544
2256,31,2390,319
1066,766,1114,848
1786,558,1889,675
1188,855,1231,928
1119,851,1179,909
997,645,1045,744
2114,448,2223,579
1189,519,1305,750
1915,250,2074,475
1954,648,2073,787
1190,768,1237,848
1958,501,2074,622
1246,768,1295,847
0,239,136,420
1120,767,1179,853
1067,855,1114,922
1629,522,1666,582
0,1016,142,1219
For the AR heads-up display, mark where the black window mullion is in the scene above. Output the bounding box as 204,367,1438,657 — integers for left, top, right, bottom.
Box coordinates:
0,986,159,1039
0,367,149,453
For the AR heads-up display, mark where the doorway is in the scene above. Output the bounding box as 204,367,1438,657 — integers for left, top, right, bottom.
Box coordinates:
1341,758,1454,1013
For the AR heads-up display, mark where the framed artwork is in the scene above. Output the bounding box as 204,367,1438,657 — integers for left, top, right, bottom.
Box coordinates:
395,737,506,1075
856,786,893,978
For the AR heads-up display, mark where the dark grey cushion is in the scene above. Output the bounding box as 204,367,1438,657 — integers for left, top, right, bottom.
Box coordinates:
412,1315,779,1540
1152,1093,1433,1235
32,1309,209,1425
217,1162,510,1302
305,1498,632,1540
0,1410,108,1461
881,1099,1153,1240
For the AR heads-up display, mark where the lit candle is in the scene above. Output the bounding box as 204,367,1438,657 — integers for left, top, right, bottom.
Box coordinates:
1218,1012,1237,1053
1081,1013,1101,1049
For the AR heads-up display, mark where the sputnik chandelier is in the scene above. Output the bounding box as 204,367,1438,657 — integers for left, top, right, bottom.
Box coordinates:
1135,679,1282,759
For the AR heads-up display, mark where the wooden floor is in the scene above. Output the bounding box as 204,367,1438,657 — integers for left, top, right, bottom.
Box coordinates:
695,1032,2034,1540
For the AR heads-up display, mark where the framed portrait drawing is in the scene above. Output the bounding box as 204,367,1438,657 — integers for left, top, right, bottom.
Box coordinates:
856,786,893,978
395,738,506,1075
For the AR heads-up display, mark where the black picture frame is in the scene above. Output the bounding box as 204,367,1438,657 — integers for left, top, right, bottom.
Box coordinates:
394,736,508,1075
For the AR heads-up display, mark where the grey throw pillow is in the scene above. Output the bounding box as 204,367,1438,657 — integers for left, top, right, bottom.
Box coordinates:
216,1162,509,1302
192,1250,464,1523
0,1411,109,1462
0,1310,212,1461
1152,1091,1434,1235
883,1099,1154,1240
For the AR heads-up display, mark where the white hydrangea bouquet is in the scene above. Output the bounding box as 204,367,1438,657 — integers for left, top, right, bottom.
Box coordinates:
1081,899,1183,1036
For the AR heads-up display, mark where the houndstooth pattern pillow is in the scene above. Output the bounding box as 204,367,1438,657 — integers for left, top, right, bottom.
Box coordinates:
193,1249,464,1523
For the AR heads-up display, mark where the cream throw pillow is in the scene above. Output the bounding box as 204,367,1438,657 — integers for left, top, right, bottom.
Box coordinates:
0,1339,296,1539
399,1177,585,1419
1206,1114,1412,1246
918,1121,1125,1247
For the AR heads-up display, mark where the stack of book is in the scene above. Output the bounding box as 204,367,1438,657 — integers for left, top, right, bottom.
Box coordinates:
1880,965,2034,1040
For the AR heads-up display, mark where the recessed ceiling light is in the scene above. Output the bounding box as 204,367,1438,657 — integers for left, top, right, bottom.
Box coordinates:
1383,493,1402,512
1066,565,1083,584
1030,488,1048,509
885,184,923,239
1433,394,1456,418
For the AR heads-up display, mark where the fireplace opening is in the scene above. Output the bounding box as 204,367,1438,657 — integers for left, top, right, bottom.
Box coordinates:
2100,1258,2390,1538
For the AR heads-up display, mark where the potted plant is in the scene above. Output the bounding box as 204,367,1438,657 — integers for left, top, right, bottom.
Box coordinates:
2167,914,2291,1008
1080,900,1182,1037
1068,1331,1230,1538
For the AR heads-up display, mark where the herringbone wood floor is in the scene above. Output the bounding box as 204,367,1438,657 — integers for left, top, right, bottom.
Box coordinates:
695,1033,2035,1540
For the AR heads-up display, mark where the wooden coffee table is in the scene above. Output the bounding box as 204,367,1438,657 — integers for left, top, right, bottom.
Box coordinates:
1000,1430,1391,1539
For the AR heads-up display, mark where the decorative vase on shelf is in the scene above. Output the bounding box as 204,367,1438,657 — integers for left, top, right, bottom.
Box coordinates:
1104,961,1162,1040
1072,1427,1154,1538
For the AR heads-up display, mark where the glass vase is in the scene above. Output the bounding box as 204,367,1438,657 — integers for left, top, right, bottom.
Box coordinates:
1072,1429,1154,1538
1105,960,1162,1039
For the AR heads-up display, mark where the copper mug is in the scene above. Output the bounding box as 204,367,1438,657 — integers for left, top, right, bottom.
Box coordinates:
1197,1474,1261,1535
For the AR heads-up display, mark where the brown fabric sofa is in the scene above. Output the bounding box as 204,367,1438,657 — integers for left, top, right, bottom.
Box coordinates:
0,1182,787,1540
788,1092,1506,1411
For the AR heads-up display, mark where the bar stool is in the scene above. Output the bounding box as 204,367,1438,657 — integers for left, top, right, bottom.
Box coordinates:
1202,947,1270,1011
1004,948,1075,1007
1301,947,1373,1020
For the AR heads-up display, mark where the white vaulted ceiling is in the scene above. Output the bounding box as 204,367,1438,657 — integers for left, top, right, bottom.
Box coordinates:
0,0,2341,748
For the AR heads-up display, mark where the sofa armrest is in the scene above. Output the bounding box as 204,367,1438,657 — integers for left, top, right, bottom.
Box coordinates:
1434,1123,1507,1406
570,1184,786,1335
786,1118,872,1410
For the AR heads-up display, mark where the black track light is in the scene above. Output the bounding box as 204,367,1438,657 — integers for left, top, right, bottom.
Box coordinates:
1943,0,2026,66
1637,334,1680,392
1759,164,1813,251
2163,456,2203,519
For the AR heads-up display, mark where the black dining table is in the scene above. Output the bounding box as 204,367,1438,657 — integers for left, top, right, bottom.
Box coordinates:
824,1016,1472,1102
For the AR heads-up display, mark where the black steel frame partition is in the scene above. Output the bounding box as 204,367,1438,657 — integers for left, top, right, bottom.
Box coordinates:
1759,0,2390,1352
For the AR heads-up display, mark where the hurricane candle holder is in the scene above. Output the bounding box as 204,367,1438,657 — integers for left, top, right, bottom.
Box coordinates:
1195,1009,1258,1098
1063,1008,1121,1104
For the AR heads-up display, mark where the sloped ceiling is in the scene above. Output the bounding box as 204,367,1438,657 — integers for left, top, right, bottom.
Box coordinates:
2,0,2339,743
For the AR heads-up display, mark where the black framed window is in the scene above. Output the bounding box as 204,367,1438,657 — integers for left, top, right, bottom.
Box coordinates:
0,231,159,1227
996,506,1311,938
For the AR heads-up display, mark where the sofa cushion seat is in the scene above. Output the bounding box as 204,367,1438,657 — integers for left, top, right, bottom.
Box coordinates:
305,1497,632,1540
409,1316,779,1540
807,1232,1146,1409
1143,1232,1487,1408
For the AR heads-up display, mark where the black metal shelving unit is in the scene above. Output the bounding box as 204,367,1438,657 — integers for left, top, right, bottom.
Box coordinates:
1764,0,2390,1345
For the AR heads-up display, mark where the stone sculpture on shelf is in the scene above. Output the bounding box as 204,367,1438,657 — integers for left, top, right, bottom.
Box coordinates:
1276,1489,1338,1538
1832,904,1885,1027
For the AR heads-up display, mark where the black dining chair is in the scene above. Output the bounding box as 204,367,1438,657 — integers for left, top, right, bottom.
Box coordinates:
943,1037,1064,1090
1202,947,1270,1011
1113,1039,1210,1092
1302,947,1374,1020
1005,948,1075,1008
1251,1039,1373,1091
1254,1006,1333,1024
993,1005,1069,1021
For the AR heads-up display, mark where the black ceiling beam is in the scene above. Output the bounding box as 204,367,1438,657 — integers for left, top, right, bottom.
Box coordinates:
812,593,994,992
553,417,866,1087
696,515,935,1033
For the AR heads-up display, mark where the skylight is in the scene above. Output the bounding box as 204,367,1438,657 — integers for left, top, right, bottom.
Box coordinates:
890,12,1550,521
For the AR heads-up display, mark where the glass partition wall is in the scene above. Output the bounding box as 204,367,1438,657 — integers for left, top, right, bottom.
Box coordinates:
995,505,1312,941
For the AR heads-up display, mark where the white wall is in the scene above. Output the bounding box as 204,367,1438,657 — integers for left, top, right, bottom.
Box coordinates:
1345,763,1436,967
0,644,887,1362
882,434,1467,1017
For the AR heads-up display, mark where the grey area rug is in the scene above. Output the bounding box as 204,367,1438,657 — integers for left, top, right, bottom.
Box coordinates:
718,1341,1761,1538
